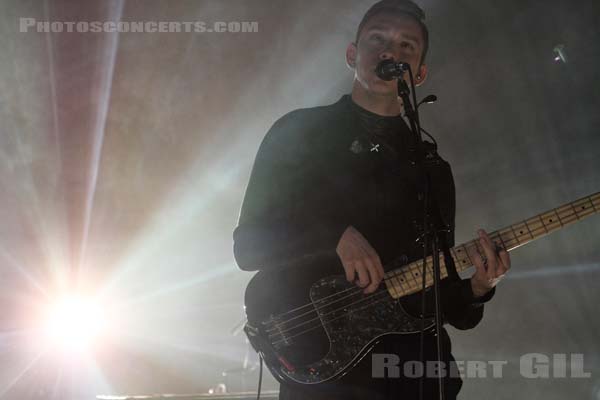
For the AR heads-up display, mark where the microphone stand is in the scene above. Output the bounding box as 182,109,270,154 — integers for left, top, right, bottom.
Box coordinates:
396,69,446,400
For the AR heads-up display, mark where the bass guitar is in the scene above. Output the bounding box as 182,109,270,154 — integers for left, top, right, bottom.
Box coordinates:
243,192,599,385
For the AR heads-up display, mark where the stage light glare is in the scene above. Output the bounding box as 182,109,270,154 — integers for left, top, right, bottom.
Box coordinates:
43,296,107,353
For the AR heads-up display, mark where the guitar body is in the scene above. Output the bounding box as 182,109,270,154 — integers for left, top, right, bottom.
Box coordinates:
242,192,600,386
244,262,434,385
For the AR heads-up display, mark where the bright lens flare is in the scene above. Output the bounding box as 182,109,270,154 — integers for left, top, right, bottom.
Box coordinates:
43,296,107,353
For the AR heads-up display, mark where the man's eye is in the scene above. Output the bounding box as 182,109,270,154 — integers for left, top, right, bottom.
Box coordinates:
402,42,415,51
371,34,384,43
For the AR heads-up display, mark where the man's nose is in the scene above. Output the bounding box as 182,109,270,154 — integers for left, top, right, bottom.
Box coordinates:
379,51,394,61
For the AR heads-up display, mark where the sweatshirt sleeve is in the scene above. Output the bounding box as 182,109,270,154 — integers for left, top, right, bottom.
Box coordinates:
233,111,346,272
441,270,496,330
431,157,495,330
440,221,495,330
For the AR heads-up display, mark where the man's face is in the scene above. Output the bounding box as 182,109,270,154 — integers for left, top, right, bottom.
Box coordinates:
347,12,428,96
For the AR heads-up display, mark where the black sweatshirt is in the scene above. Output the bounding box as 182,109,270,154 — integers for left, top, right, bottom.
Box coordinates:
234,95,494,399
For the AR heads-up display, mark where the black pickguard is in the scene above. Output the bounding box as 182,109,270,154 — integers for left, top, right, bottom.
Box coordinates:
244,264,434,385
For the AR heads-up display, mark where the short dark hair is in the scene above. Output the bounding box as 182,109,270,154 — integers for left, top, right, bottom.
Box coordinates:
355,0,429,65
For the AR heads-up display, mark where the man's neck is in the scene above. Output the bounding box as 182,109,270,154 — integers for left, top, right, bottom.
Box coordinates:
350,81,404,117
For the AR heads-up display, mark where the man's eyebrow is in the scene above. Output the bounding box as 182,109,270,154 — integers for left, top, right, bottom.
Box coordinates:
365,25,389,32
401,33,421,45
365,26,421,45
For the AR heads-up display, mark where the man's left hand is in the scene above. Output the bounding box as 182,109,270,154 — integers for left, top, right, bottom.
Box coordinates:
469,229,511,298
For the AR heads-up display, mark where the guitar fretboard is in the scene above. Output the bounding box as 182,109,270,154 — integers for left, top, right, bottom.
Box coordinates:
384,192,600,299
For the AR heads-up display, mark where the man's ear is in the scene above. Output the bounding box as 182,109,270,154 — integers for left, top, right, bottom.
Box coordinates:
415,63,428,86
346,42,357,69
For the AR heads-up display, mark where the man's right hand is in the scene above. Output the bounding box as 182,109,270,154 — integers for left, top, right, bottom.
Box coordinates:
336,226,385,294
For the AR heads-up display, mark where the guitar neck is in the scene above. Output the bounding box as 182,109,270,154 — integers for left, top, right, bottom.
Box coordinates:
384,192,600,299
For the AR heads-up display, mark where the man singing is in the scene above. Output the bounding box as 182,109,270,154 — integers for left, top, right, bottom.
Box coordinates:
234,1,510,398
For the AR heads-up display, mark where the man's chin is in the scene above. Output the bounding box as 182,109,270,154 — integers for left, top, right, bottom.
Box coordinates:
368,81,399,97
354,78,399,98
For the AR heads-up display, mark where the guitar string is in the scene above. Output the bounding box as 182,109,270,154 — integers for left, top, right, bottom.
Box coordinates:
266,208,594,343
266,284,386,335
264,202,598,332
268,238,501,337
269,222,558,346
265,233,514,334
270,281,441,347
264,284,370,332
267,204,594,335
267,233,518,336
270,230,523,346
264,253,455,334
263,257,422,332
264,255,414,323
264,285,364,324
270,255,462,343
270,289,393,346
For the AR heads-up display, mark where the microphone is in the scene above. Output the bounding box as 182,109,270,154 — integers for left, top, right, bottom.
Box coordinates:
375,59,410,81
